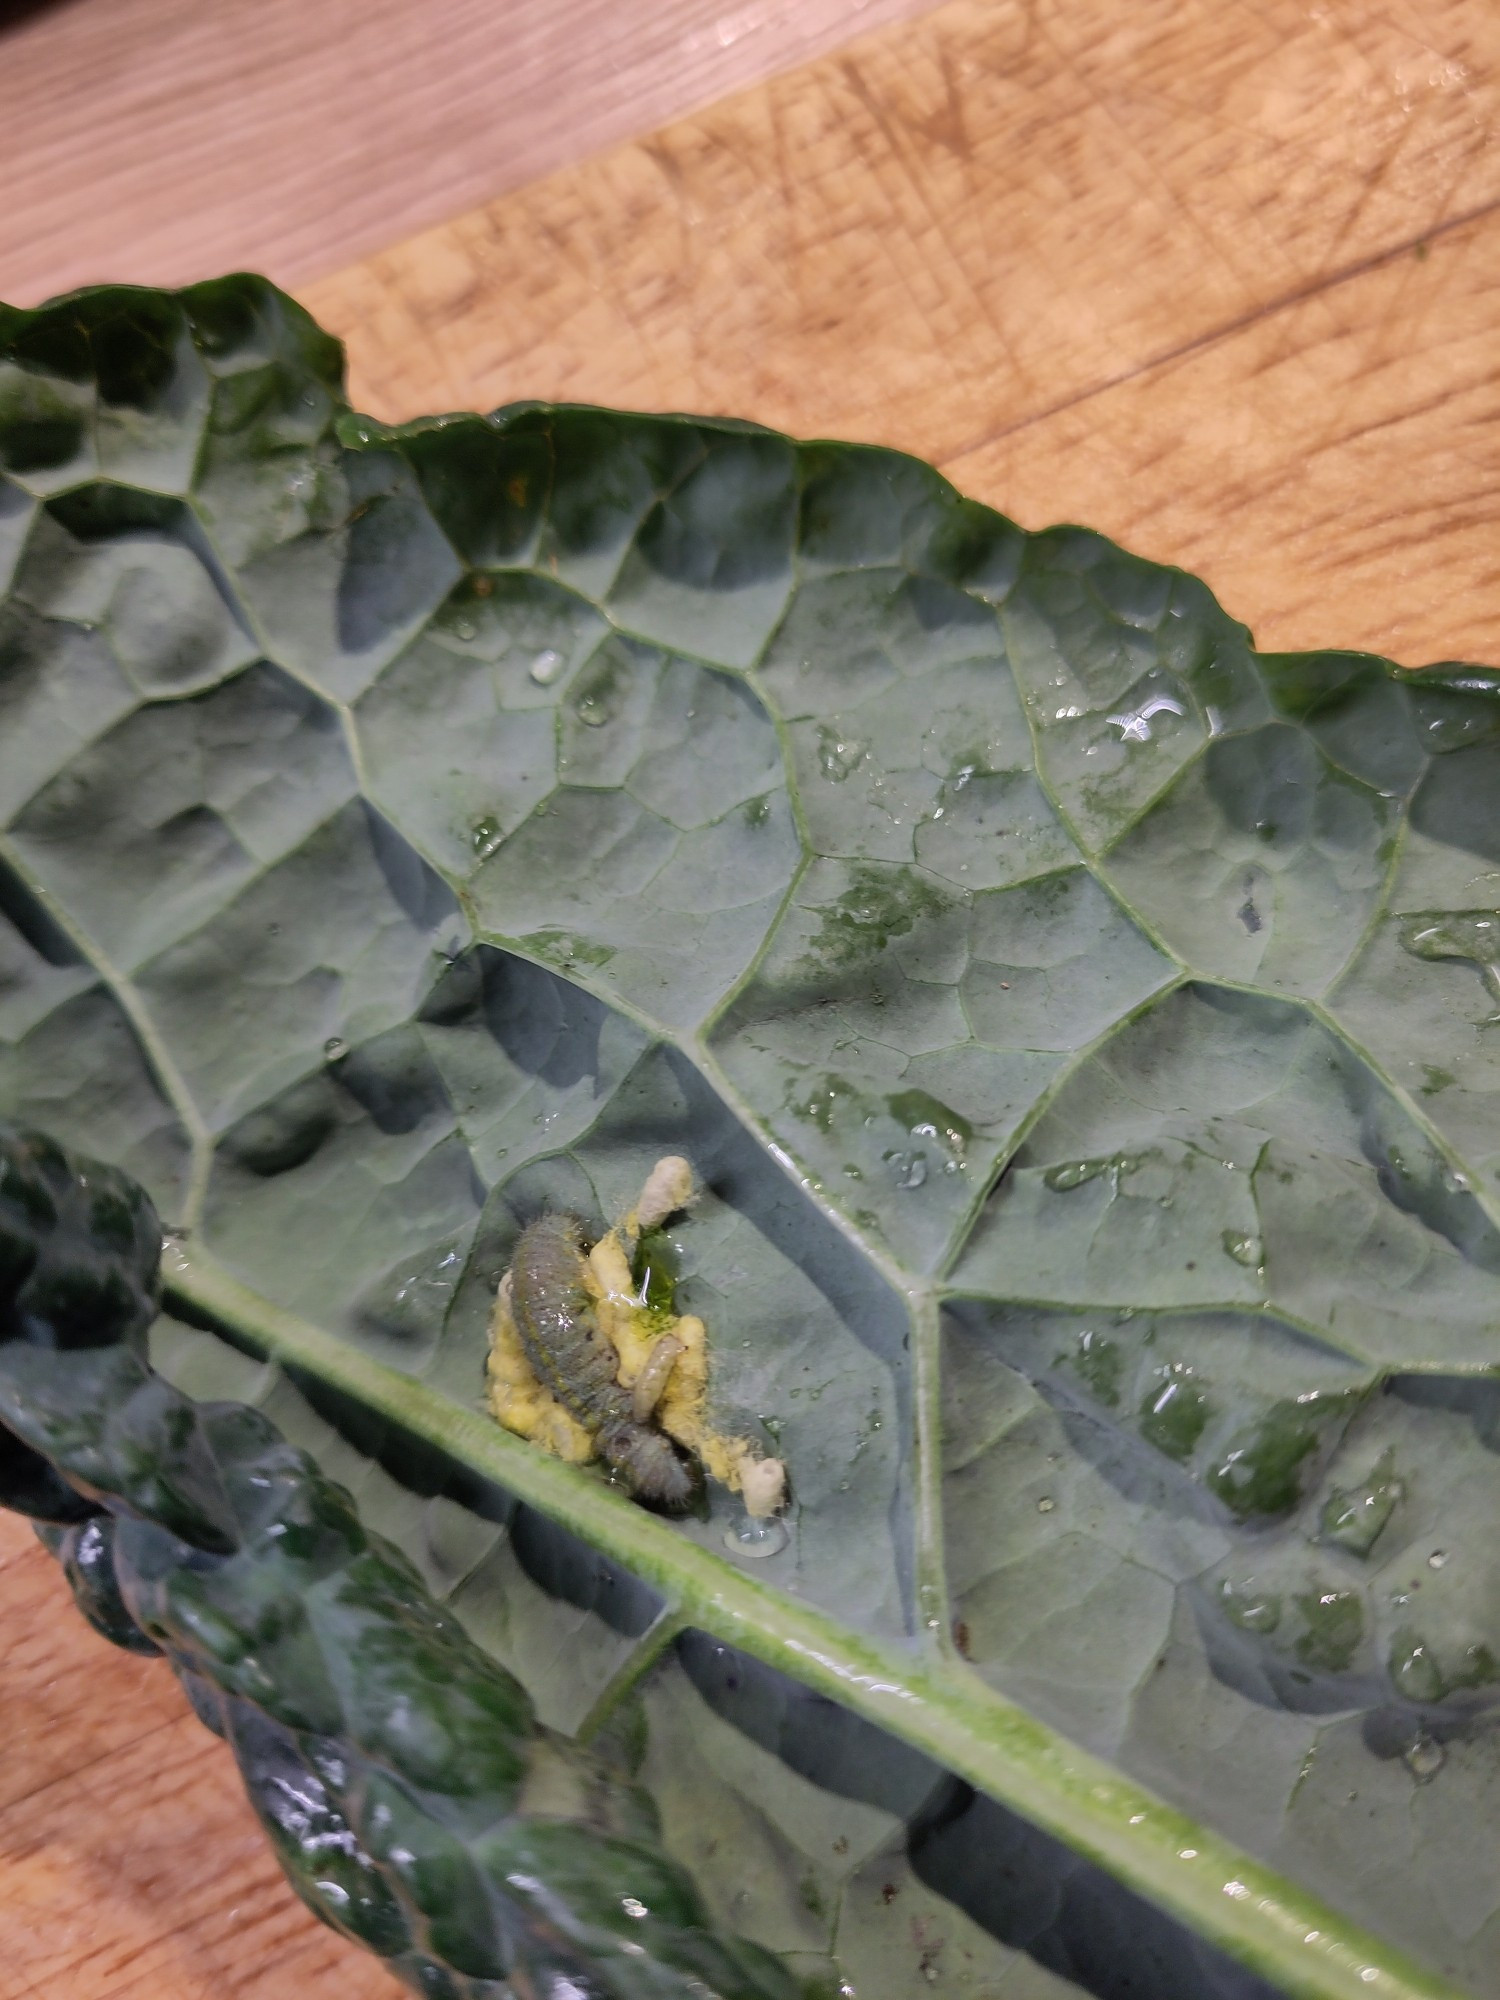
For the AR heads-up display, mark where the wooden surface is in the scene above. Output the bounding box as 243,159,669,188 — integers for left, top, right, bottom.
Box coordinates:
0,0,942,307
6,0,1500,1995
305,0,1500,671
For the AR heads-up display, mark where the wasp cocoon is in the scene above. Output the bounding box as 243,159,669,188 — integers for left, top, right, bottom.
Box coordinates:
631,1333,684,1423
626,1154,696,1237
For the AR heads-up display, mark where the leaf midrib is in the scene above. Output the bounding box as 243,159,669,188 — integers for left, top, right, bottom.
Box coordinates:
162,1238,1462,2000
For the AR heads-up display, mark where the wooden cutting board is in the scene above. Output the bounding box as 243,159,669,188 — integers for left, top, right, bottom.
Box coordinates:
5,0,1499,1993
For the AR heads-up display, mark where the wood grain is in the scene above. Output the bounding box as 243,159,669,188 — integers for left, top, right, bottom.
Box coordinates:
947,214,1500,674
0,0,943,308
304,0,1500,667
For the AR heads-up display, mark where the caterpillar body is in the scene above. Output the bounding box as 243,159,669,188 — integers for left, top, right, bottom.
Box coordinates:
509,1210,698,1510
488,1156,787,1520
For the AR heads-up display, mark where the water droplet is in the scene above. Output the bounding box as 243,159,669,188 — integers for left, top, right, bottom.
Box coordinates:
471,814,503,860
724,1513,790,1559
323,1036,348,1062
1106,695,1185,743
886,1149,928,1190
1320,1450,1402,1557
1399,910,1500,1020
572,658,627,728
888,1090,971,1160
1044,1151,1142,1193
816,724,867,781
1037,1496,1055,1513
1218,1579,1281,1633
621,1896,648,1920
1427,1548,1449,1569
529,647,564,685
1403,1734,1445,1783
1390,1634,1445,1703
454,619,477,641
1220,1230,1265,1269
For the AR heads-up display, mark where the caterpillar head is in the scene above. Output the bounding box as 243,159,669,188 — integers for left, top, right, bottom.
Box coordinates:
600,1421,701,1514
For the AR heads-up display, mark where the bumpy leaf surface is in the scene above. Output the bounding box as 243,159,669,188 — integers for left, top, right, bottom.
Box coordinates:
3,277,1498,2000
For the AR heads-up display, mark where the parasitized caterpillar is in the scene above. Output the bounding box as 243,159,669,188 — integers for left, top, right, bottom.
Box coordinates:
509,1209,698,1508
488,1157,787,1516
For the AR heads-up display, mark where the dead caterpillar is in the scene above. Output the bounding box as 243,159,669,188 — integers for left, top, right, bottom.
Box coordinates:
488,1158,788,1519
509,1210,699,1511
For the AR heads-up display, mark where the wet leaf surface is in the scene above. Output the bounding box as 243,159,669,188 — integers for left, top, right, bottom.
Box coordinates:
3,277,1497,1998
